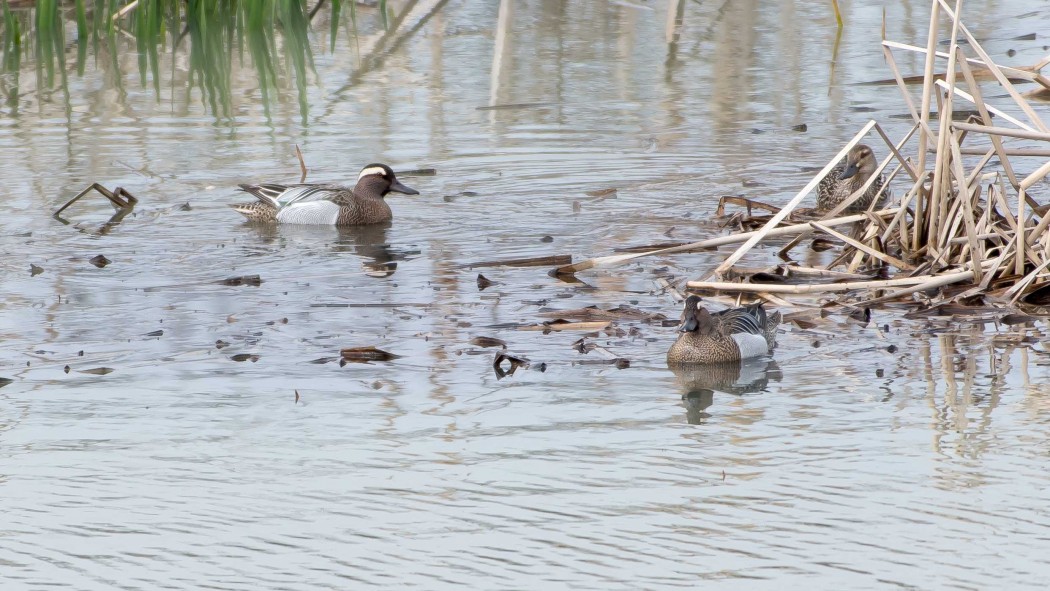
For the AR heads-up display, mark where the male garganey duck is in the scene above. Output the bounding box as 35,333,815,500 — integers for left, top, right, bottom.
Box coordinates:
232,163,419,225
667,296,781,365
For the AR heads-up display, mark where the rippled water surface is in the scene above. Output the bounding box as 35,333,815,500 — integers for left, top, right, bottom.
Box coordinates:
4,1,1050,589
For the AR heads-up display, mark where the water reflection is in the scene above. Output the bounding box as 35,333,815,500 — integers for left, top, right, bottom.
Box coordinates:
670,358,781,424
242,222,406,276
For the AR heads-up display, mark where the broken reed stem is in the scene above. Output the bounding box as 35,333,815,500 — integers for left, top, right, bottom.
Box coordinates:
554,207,903,274
295,144,308,183
914,0,941,250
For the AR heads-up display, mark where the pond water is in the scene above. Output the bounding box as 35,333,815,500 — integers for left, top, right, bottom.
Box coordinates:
3,1,1050,589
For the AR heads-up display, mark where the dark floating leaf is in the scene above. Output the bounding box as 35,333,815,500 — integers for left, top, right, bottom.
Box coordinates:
340,346,401,362
540,235,554,243
791,123,808,132
309,356,338,364
585,188,617,198
0,378,14,388
79,367,114,375
538,304,666,322
89,255,111,268
30,264,44,276
143,330,164,337
230,354,260,362
179,202,193,211
397,168,437,176
493,351,532,379
64,365,71,374
466,254,572,269
1012,33,1036,41
470,336,507,348
576,358,630,369
294,390,300,404
848,307,871,325
220,275,263,287
215,340,230,349
477,273,495,290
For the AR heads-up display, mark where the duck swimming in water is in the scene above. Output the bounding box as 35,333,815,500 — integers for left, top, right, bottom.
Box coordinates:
232,163,419,225
667,296,780,365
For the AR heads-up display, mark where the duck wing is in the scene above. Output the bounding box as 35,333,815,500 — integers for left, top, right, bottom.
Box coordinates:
238,183,349,210
714,307,764,336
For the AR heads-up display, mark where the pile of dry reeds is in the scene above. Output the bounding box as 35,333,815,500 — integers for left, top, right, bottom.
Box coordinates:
556,0,1050,311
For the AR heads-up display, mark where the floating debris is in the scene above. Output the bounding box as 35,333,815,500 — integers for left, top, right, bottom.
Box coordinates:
230,354,260,362
89,255,111,268
538,305,666,322
585,188,617,198
467,254,572,269
397,168,438,176
470,336,507,348
79,367,115,375
30,264,44,276
518,320,611,332
339,346,401,363
143,330,164,337
53,183,138,225
476,273,495,290
220,275,263,287
493,351,535,379
575,358,630,369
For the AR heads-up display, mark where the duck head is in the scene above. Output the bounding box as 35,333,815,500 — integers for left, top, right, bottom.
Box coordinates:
677,295,713,334
356,163,420,197
838,145,877,181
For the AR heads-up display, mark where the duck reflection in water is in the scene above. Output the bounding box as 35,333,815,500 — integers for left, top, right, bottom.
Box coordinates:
242,222,404,277
669,359,783,424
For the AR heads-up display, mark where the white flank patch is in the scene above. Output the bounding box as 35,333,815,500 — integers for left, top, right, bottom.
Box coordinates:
276,201,341,225
358,166,386,179
732,334,769,360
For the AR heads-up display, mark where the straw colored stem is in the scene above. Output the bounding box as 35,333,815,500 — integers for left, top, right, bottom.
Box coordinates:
554,207,902,274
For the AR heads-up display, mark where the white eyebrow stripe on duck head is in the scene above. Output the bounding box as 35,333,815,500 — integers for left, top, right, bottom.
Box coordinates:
358,166,387,179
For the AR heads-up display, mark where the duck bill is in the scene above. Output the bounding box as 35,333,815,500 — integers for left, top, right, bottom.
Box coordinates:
838,162,859,180
678,317,698,332
390,179,420,195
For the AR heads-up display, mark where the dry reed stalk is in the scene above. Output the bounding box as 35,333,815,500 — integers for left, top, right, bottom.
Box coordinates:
554,207,902,275
812,221,913,271
881,40,1050,89
935,0,1049,132
686,267,984,296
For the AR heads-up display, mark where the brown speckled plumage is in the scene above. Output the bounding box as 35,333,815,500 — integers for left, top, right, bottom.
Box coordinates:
231,163,418,225
816,144,887,213
666,296,780,365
